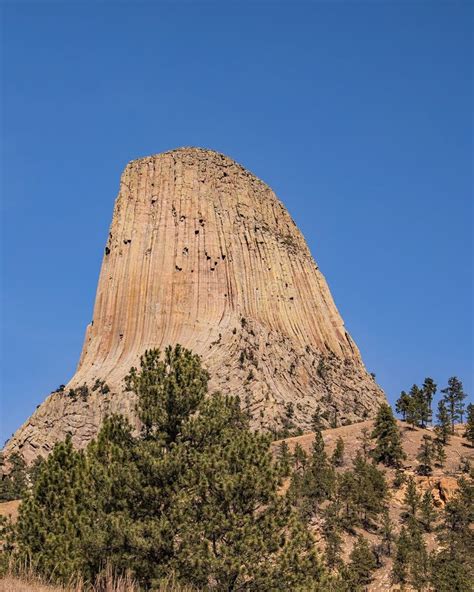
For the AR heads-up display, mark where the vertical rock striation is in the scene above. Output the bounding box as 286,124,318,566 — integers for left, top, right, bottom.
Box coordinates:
6,148,386,461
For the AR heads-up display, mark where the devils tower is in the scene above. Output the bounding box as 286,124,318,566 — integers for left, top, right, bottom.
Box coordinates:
6,148,385,461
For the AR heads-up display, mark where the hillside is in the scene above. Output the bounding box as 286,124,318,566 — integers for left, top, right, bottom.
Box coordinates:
3,418,472,591
274,420,473,591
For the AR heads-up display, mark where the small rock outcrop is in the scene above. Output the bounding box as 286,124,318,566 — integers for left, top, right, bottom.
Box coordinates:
6,148,386,461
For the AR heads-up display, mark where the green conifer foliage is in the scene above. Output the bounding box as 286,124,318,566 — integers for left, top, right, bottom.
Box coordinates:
277,441,292,477
392,467,405,489
12,346,329,590
430,550,473,592
413,384,430,428
391,526,410,586
435,399,451,445
434,438,447,467
416,435,435,476
464,402,474,447
380,507,394,556
395,390,411,421
337,470,358,530
406,520,430,592
14,436,91,582
357,427,372,460
293,429,335,516
331,437,345,467
323,500,343,569
347,536,377,590
371,403,405,467
441,376,467,434
126,345,209,444
351,453,387,527
403,476,421,523
435,477,473,574
28,456,45,488
0,452,28,501
311,405,324,432
292,443,308,473
392,522,429,591
421,377,436,424
406,385,422,428
430,478,473,591
420,490,436,532
169,393,324,590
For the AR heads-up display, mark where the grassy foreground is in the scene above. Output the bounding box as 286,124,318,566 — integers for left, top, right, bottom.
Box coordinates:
0,568,195,592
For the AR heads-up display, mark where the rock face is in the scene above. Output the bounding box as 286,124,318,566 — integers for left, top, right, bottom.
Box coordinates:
6,148,386,461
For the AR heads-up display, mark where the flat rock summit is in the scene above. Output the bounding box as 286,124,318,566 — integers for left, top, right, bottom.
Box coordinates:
6,148,386,461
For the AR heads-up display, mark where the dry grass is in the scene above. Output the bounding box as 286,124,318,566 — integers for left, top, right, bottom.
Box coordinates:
0,565,138,592
0,566,196,592
0,574,66,592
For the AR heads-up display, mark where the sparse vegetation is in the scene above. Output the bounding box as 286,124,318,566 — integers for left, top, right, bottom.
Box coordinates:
396,376,469,439
464,402,474,447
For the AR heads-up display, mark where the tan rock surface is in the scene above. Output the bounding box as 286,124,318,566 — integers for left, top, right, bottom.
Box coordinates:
5,148,385,461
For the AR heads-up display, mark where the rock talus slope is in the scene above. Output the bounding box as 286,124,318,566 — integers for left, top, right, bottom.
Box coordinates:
6,148,386,461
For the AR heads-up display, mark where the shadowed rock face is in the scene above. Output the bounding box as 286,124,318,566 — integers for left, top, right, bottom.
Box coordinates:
6,148,386,461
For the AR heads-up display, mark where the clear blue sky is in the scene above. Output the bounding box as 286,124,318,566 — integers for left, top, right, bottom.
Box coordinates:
1,1,472,444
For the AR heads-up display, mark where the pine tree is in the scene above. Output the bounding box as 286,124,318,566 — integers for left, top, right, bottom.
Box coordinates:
293,443,308,472
395,390,411,421
323,501,343,569
405,384,422,428
430,478,473,591
406,519,430,592
434,438,447,467
277,441,292,477
347,536,377,590
0,452,28,501
0,453,12,502
421,377,437,424
380,507,394,556
413,383,431,428
295,429,335,516
416,434,435,476
331,437,345,467
351,452,388,528
172,394,325,590
357,427,372,460
28,455,45,487
311,405,324,432
125,345,209,444
338,470,358,530
430,550,473,592
420,490,436,532
403,476,420,523
436,477,473,565
14,436,91,583
435,399,451,445
441,376,467,433
392,526,410,587
464,402,474,447
371,403,405,467
392,521,430,591
393,467,406,489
